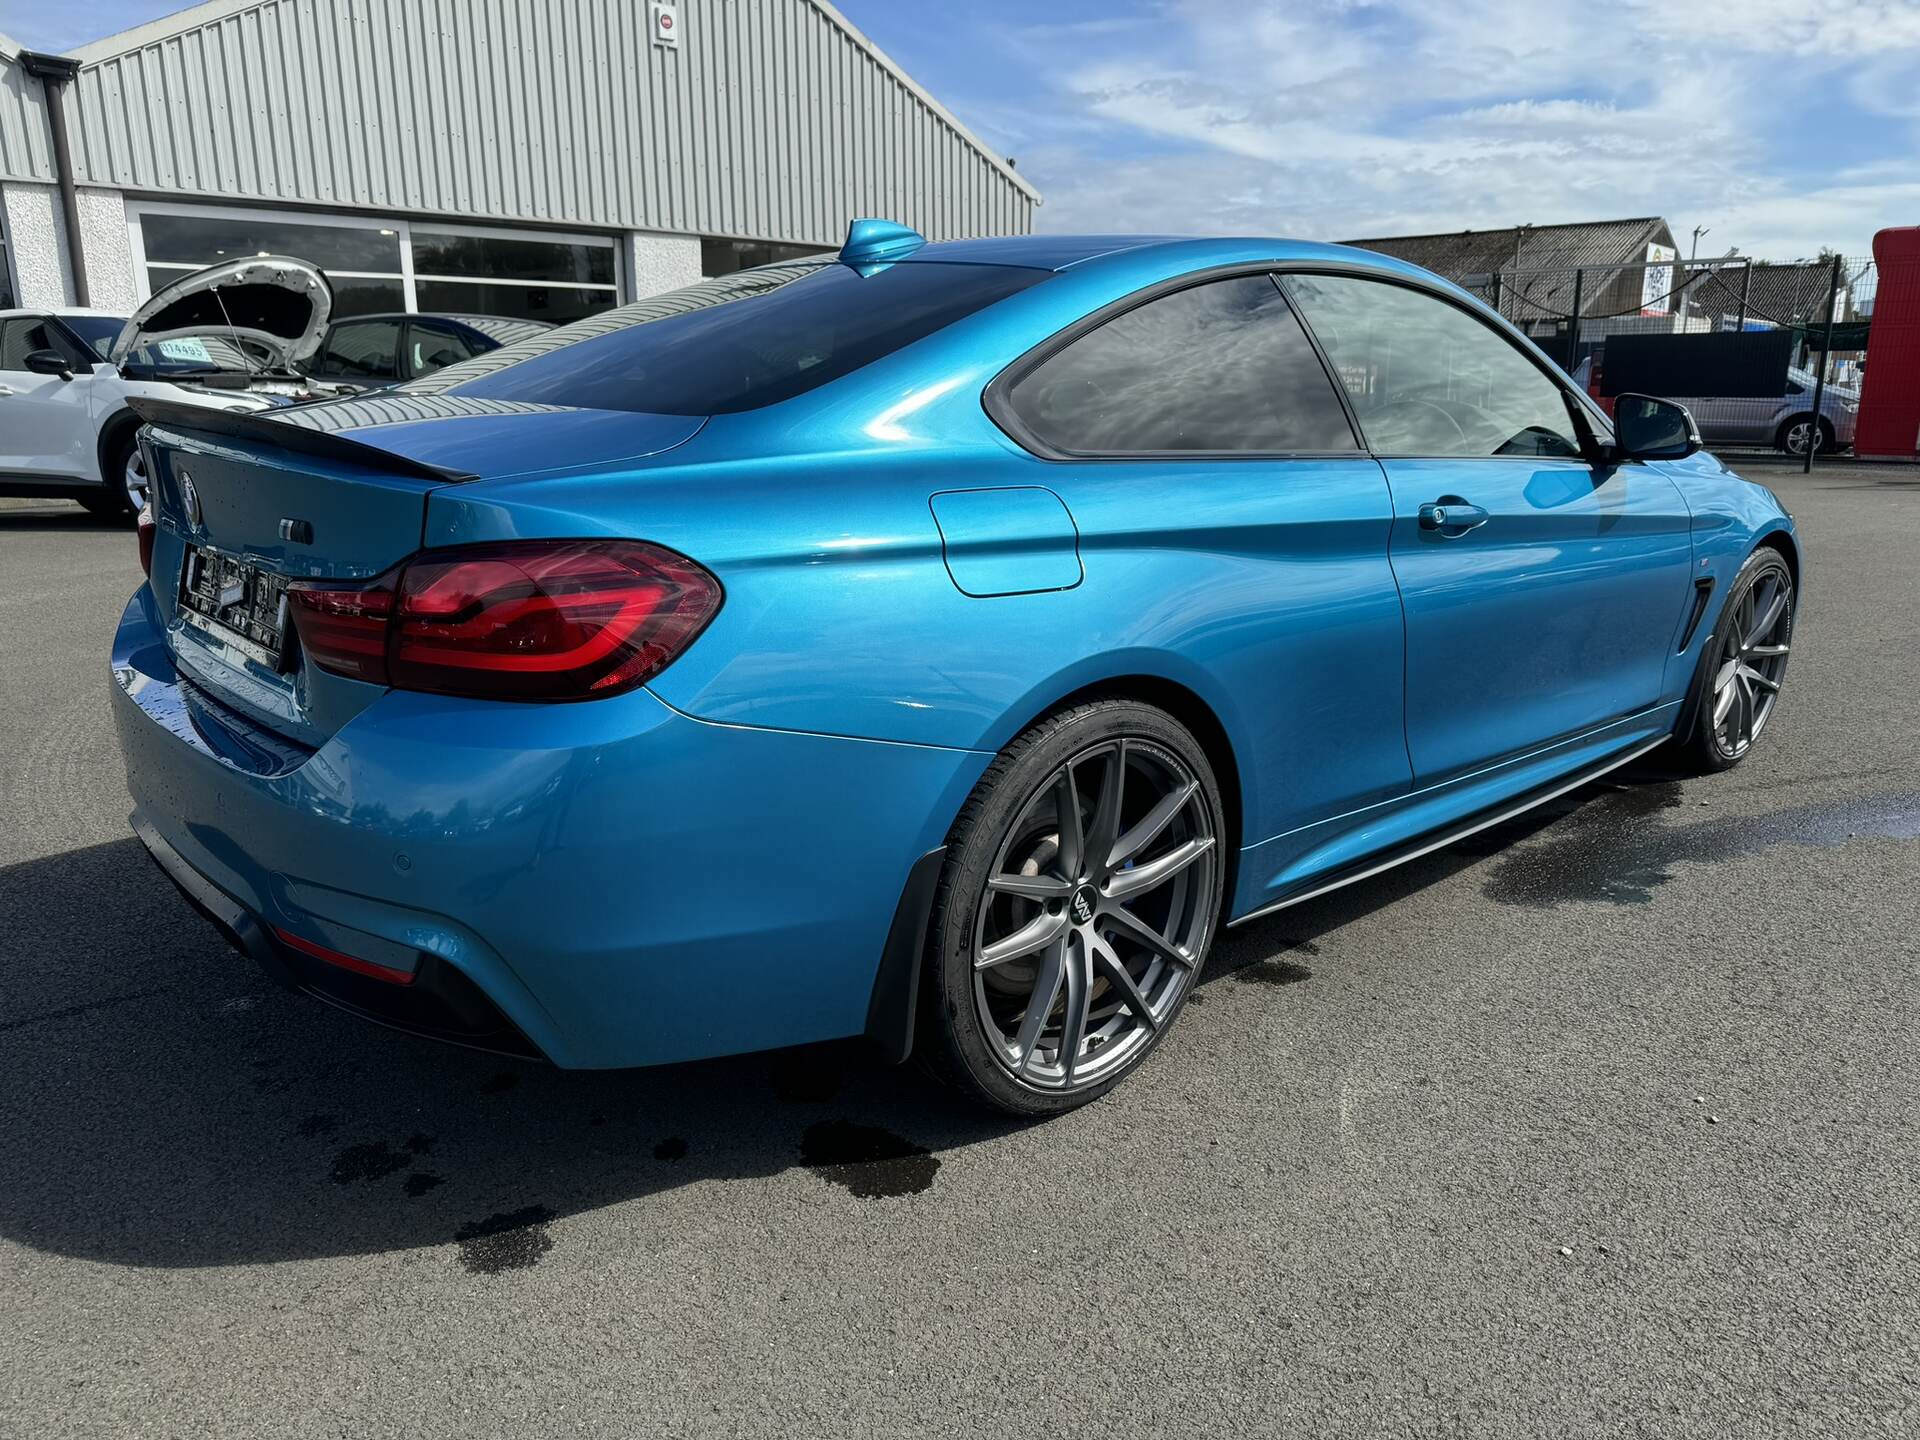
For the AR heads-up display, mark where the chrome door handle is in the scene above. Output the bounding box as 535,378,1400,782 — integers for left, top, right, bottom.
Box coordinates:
0,385,15,397
1418,500,1489,534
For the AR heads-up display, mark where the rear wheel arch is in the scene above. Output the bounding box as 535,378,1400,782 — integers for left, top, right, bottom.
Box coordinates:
95,407,141,486
987,673,1244,903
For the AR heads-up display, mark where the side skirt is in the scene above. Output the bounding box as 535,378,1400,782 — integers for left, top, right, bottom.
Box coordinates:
1229,734,1668,928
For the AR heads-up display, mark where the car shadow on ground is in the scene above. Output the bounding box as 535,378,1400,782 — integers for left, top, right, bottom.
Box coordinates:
0,767,1684,1273
0,503,129,532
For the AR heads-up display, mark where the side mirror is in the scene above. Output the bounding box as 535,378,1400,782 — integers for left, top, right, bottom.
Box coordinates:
1611,393,1700,461
24,349,74,381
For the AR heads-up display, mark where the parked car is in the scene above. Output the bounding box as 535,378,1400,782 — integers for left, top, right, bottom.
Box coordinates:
112,222,1800,1116
0,256,340,519
1577,357,1857,454
302,312,551,392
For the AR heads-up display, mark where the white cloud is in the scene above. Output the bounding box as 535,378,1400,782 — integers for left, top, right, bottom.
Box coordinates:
1020,0,1920,259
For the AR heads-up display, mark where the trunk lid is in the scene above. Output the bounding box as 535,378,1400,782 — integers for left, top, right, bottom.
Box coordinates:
132,395,707,748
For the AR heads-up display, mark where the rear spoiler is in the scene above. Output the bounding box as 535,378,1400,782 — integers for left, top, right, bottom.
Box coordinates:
126,396,478,485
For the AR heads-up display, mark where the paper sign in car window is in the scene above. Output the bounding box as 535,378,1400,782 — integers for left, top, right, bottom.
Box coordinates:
158,338,213,363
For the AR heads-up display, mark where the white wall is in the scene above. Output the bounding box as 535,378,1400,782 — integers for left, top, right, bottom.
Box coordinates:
628,230,703,300
0,181,134,310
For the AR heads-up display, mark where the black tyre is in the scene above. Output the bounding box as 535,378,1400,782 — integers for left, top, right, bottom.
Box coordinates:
1672,547,1795,773
81,422,146,524
1774,413,1833,457
919,699,1225,1116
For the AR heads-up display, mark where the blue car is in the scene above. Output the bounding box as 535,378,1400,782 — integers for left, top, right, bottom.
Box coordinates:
112,221,1800,1115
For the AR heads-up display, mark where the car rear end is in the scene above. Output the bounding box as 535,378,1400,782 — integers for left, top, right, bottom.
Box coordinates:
112,395,984,1067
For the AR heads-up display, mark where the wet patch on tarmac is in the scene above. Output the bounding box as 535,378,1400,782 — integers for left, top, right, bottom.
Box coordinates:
479,1071,520,1095
454,1205,555,1274
653,1137,689,1162
296,1114,338,1138
1485,787,1920,908
404,1172,444,1198
330,1141,415,1186
1237,959,1315,986
801,1120,938,1199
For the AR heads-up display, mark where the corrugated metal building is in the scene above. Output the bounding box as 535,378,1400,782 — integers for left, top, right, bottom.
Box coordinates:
0,1,1037,318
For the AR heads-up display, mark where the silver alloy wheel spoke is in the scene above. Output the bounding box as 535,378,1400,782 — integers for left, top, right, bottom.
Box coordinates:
1057,935,1090,1088
977,908,1069,969
986,873,1072,900
1089,932,1156,1032
1056,767,1086,879
1105,834,1216,900
1084,741,1127,880
1104,902,1194,970
1108,779,1197,871
1011,939,1067,1074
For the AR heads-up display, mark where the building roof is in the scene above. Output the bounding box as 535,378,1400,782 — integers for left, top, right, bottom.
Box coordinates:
1343,217,1677,281
0,30,22,58
6,0,1037,242
1682,259,1854,326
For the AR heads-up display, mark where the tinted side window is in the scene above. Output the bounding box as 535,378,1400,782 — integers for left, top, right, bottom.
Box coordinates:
315,319,402,380
1284,275,1584,459
0,316,82,370
1005,275,1357,454
407,321,483,378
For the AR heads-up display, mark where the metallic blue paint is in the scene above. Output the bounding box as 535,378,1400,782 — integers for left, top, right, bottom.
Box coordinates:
113,234,1800,1070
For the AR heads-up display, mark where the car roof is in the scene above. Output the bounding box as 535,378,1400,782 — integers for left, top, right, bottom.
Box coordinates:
901,233,1442,282
0,306,128,320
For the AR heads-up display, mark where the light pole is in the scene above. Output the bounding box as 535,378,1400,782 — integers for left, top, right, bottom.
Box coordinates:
1681,225,1710,328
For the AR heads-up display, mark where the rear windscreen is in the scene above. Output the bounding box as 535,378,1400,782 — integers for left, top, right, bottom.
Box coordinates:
425,260,1050,415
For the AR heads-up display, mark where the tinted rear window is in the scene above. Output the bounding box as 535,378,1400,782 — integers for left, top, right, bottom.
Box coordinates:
1005,274,1359,454
433,261,1050,415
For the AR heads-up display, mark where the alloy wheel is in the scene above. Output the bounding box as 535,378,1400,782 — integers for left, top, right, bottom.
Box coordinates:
1784,420,1824,456
970,738,1217,1092
125,450,150,512
1710,569,1793,758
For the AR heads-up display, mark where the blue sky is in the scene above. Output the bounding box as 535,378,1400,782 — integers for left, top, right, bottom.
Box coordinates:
5,0,1916,260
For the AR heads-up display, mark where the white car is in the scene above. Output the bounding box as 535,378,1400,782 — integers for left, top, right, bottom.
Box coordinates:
0,256,337,522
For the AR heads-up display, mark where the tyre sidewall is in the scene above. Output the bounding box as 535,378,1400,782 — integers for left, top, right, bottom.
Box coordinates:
925,700,1225,1116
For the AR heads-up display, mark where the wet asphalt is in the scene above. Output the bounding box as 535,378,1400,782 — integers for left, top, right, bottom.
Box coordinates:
2,460,1917,1438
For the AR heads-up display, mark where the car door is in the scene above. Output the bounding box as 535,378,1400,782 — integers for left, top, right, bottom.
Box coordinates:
0,315,98,480
401,318,484,380
1284,272,1696,786
991,270,1413,861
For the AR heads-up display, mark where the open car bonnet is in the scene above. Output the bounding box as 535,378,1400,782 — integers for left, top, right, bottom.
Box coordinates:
109,255,333,371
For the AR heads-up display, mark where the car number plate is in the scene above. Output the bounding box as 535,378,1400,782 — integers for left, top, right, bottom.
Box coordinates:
178,544,291,669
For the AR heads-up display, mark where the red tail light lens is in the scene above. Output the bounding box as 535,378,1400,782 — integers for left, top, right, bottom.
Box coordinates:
136,504,156,578
287,576,396,684
287,540,721,701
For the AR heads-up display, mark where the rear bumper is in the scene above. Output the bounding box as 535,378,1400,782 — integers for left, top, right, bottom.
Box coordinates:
133,813,544,1058
111,585,987,1068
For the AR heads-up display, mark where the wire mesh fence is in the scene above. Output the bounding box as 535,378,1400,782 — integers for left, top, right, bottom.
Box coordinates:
1448,252,1903,467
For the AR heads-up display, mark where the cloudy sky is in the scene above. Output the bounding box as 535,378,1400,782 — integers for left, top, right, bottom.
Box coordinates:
5,0,1915,261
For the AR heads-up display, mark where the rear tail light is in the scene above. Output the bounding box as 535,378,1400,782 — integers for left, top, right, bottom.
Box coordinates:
287,539,722,701
136,503,156,578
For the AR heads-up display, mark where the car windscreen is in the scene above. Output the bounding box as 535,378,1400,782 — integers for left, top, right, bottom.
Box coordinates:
61,312,265,376
426,260,1051,415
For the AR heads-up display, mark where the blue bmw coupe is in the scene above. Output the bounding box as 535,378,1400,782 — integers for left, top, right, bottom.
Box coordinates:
112,221,1799,1114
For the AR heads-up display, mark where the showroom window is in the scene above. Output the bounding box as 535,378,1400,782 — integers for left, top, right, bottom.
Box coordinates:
700,236,827,277
128,205,621,323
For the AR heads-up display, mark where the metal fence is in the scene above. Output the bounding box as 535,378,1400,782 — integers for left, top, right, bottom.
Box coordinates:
1454,252,1899,469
